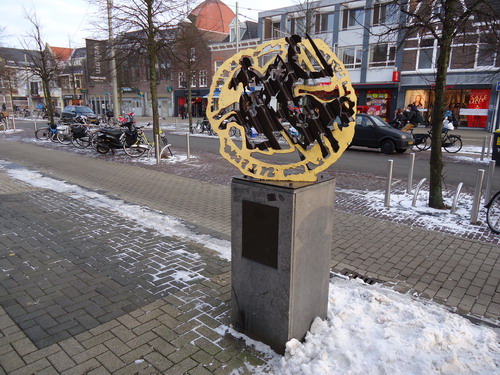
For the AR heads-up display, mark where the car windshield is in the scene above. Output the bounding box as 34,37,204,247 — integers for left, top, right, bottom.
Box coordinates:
369,115,390,128
76,107,94,115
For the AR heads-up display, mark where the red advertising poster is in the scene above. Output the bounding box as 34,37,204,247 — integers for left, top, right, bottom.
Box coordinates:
467,89,490,128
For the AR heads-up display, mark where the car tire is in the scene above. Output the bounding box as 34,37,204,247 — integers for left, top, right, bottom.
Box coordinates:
380,139,396,154
396,148,407,153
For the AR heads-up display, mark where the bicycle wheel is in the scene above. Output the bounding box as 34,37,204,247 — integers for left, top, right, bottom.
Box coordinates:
0,121,6,132
71,135,91,148
57,129,73,145
443,135,462,153
486,191,500,234
413,134,430,151
35,127,50,140
124,141,148,157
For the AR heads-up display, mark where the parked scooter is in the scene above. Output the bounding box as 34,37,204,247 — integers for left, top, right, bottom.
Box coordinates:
93,112,138,154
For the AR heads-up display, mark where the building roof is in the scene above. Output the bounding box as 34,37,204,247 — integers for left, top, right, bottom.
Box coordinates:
0,47,39,66
48,46,73,61
190,0,235,34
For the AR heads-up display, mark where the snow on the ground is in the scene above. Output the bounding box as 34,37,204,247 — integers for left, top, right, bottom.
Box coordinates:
237,277,500,375
1,160,499,374
0,160,230,260
337,186,492,238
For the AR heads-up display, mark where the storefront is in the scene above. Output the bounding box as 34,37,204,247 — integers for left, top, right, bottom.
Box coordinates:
402,86,492,129
354,84,399,123
174,89,209,118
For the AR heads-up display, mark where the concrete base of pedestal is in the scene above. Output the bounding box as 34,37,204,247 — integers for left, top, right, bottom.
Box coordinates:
231,176,335,354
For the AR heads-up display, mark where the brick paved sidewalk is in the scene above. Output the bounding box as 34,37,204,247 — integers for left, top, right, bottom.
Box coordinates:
0,136,499,374
0,169,266,374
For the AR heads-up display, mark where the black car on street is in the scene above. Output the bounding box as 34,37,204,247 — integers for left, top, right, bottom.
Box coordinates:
61,106,99,124
351,114,413,154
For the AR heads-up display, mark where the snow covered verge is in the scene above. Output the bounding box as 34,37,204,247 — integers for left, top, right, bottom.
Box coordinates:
237,277,500,375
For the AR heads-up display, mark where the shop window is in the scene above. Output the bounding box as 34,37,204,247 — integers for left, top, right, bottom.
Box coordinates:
199,70,207,87
343,7,364,29
179,72,187,88
315,13,329,33
369,43,396,67
337,46,363,68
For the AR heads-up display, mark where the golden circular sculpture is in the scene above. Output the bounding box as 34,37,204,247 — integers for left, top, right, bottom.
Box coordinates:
206,35,357,182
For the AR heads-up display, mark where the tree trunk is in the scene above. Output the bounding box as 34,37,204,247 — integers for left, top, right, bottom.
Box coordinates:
147,2,160,162
188,70,193,132
42,78,54,125
428,4,455,209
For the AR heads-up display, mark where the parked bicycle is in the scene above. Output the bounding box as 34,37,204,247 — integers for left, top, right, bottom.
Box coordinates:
34,124,59,142
409,128,462,153
485,190,500,234
0,112,7,131
124,126,173,158
193,117,216,136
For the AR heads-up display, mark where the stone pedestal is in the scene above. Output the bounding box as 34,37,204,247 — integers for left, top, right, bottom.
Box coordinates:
231,176,335,354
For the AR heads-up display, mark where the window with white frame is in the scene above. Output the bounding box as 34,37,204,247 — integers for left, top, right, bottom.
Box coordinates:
199,70,207,87
315,13,329,33
369,43,396,67
179,72,187,88
372,3,398,25
418,38,439,70
343,7,364,29
337,46,363,68
74,76,82,89
190,48,196,62
476,34,497,67
191,72,197,87
272,21,281,38
290,17,305,34
215,60,223,72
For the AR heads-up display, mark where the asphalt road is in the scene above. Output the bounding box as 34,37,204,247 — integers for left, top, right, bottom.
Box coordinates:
166,133,500,190
13,119,500,190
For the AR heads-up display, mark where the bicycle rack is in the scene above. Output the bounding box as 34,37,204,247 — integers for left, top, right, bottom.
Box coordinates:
450,182,463,214
412,178,427,207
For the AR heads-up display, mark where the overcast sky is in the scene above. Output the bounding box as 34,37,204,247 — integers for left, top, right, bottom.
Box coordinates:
0,0,295,49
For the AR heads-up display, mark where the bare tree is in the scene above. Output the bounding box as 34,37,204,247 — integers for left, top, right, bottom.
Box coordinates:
21,11,64,125
379,0,500,209
110,0,183,161
169,20,211,131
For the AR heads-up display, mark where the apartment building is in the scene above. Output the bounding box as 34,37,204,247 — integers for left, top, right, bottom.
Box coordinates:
257,0,500,130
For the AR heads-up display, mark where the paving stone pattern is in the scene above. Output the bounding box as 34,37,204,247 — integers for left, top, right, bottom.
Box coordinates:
0,172,266,373
0,181,222,349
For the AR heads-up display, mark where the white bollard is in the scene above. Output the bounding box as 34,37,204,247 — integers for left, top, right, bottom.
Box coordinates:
483,160,496,205
34,121,38,131
486,135,492,159
480,136,487,161
407,153,415,194
470,169,485,224
384,160,393,208
187,133,191,159
451,182,463,214
412,178,427,207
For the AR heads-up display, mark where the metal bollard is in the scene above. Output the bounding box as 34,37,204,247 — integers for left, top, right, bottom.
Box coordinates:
412,178,427,207
483,160,496,205
34,121,38,131
450,182,463,214
186,133,191,159
384,160,393,208
470,169,485,224
407,153,415,194
480,136,487,161
486,135,492,159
